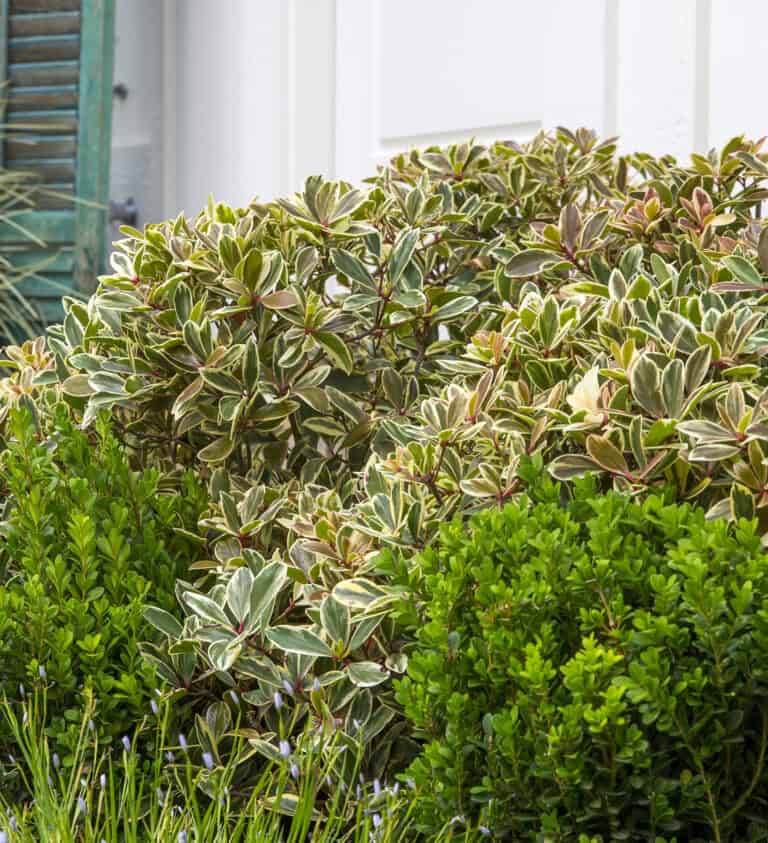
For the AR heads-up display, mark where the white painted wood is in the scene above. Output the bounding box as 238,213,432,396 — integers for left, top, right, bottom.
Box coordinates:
111,0,767,216
161,0,178,220
614,0,697,159
335,0,607,183
158,0,336,214
693,0,712,153
291,0,337,191
110,0,165,231
173,1,286,214
709,0,768,150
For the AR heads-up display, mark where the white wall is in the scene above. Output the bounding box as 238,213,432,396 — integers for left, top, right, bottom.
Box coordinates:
111,0,767,222
110,0,165,231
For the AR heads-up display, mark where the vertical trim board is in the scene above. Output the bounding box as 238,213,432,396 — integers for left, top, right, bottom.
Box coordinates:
74,0,115,289
0,0,8,166
694,0,712,152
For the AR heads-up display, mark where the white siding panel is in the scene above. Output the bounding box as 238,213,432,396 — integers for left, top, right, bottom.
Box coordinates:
175,1,285,214
614,0,697,159
709,0,768,149
336,0,608,183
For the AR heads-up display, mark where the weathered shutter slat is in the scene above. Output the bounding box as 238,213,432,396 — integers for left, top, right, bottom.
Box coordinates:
6,134,76,158
8,247,73,272
9,11,80,38
1,0,114,327
9,34,79,64
9,61,79,87
18,273,75,297
6,107,77,131
6,157,75,180
0,209,75,243
8,84,78,110
10,0,80,13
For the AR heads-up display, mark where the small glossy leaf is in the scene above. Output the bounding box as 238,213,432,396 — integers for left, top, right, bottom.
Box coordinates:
266,626,331,658
347,661,388,687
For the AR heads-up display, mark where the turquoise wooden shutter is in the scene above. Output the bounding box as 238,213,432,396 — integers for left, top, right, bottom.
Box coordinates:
0,0,115,325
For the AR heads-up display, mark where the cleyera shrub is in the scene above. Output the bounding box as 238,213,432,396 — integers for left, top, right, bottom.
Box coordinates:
4,127,768,775
398,479,768,841
0,405,207,762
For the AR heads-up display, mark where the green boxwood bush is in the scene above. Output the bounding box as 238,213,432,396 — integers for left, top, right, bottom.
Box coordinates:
0,406,207,761
397,478,768,840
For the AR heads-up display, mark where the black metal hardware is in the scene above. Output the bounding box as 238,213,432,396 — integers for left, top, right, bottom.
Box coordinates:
109,196,138,226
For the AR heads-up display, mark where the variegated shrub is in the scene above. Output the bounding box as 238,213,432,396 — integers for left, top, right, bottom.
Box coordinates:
7,128,768,771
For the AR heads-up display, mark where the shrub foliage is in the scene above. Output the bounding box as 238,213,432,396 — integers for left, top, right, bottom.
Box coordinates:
0,407,206,759
398,480,768,841
4,128,768,767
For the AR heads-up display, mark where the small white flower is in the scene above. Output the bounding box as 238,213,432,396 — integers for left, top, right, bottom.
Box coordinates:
567,366,603,422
